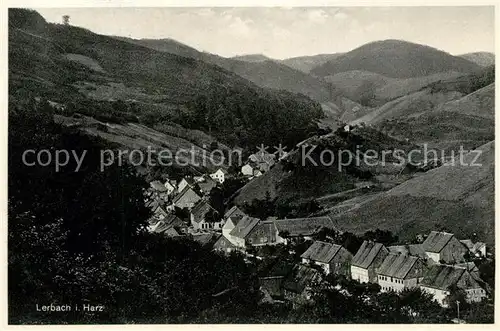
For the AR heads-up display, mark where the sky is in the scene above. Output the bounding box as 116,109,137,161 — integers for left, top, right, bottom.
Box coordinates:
35,6,495,59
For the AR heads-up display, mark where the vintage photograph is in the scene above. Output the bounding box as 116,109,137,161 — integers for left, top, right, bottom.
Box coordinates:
7,5,495,324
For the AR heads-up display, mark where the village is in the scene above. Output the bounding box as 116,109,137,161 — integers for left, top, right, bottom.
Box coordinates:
144,147,491,311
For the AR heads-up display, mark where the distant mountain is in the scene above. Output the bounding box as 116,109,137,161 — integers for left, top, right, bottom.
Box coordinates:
373,83,494,152
231,54,274,62
280,53,344,73
348,66,494,125
459,52,495,67
330,141,495,244
312,39,482,79
115,35,337,104
113,36,203,60
324,70,465,106
9,8,323,149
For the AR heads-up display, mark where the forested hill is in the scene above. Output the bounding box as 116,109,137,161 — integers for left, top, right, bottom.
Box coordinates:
9,8,323,149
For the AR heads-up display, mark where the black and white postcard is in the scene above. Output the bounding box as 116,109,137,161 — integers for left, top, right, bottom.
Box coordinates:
5,1,497,325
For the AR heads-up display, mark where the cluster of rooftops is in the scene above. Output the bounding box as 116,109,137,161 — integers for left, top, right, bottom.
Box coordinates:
258,231,488,306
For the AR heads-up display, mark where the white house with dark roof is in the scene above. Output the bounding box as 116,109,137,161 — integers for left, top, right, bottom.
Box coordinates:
421,231,469,264
351,241,389,283
301,241,352,276
227,216,261,248
210,168,228,184
420,264,488,307
377,252,427,292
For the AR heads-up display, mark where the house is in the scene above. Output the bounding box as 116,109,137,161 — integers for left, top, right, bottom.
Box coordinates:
222,215,245,243
172,186,201,210
273,216,336,243
150,180,168,193
213,235,238,253
190,200,222,230
149,180,172,200
420,264,488,307
282,264,323,305
193,175,206,183
376,253,427,292
460,239,487,257
227,216,261,248
351,241,389,283
241,164,254,176
249,151,276,166
421,231,469,264
146,199,169,221
245,221,281,247
210,168,228,184
163,180,177,195
198,178,217,195
177,177,196,193
253,169,263,177
301,241,353,276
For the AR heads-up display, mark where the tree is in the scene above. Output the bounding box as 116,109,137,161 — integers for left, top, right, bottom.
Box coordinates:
62,15,70,25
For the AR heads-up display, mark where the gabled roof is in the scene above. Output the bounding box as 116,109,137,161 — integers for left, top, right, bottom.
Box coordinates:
229,216,260,239
377,253,420,279
422,231,454,253
198,179,216,193
388,244,426,259
172,186,201,204
164,226,180,237
283,264,322,294
191,200,218,224
224,205,247,220
225,215,245,228
301,241,343,263
213,168,228,175
213,235,237,250
274,216,335,237
150,180,168,192
420,265,481,291
352,241,387,269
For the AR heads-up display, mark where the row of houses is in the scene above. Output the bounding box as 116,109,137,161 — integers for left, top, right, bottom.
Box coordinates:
213,206,338,252
278,231,488,307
